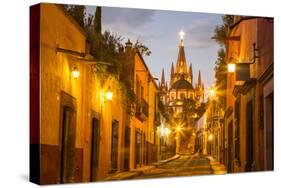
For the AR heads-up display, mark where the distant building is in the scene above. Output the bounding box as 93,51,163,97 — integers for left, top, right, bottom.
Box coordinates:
159,37,204,110
159,35,205,152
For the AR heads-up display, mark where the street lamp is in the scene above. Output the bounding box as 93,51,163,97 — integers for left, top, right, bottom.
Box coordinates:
208,133,214,141
72,65,80,79
100,87,113,107
176,125,182,132
105,87,113,101
228,57,236,73
165,127,171,136
227,43,260,75
209,87,216,97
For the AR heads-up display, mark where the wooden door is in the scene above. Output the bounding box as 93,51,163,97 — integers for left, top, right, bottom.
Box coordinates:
245,100,254,171
90,117,100,181
110,120,119,172
60,106,76,183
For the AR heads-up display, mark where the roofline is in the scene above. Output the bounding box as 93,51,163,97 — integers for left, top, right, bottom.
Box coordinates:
229,16,271,30
55,4,87,37
135,50,159,90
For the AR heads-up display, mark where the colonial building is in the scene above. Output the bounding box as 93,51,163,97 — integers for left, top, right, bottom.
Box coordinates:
31,4,133,184
223,16,273,173
30,4,163,185
120,39,161,169
159,34,205,153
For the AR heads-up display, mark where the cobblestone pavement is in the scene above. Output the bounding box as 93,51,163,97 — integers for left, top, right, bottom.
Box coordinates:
133,153,226,179
105,152,226,181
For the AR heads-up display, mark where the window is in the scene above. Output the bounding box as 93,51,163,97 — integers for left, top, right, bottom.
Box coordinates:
180,93,185,99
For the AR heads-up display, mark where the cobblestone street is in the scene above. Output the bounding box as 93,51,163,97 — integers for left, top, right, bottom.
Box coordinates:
106,152,226,181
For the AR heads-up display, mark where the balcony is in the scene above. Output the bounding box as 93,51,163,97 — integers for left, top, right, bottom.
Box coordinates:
135,98,149,121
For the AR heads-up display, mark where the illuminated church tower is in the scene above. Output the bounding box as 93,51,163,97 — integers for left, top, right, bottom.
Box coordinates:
160,31,204,112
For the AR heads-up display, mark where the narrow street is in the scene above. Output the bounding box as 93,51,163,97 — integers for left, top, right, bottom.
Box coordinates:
135,153,225,179
29,4,274,184
106,152,226,181
136,154,212,179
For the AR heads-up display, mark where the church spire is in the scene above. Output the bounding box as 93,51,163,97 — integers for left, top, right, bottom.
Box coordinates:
171,62,174,77
170,62,175,87
161,68,165,87
189,63,193,84
176,31,188,74
198,70,202,86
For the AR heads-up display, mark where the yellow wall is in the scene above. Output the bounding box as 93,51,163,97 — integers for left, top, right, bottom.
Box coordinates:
40,4,127,183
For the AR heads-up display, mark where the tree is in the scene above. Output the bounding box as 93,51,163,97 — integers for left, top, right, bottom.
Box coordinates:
93,6,102,34
212,15,234,46
212,15,234,108
214,48,227,107
134,40,152,56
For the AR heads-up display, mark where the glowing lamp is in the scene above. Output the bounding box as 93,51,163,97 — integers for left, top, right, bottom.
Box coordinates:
72,65,80,79
179,31,185,40
209,88,216,97
105,87,113,101
165,127,171,136
228,63,236,73
208,134,213,141
176,126,182,132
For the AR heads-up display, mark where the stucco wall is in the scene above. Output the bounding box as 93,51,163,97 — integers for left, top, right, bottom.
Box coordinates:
40,4,127,183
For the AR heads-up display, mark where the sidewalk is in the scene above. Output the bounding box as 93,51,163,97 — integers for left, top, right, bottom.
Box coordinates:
105,155,180,181
206,156,227,175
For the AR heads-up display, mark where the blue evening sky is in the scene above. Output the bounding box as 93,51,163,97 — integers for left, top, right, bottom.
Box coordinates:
86,6,224,89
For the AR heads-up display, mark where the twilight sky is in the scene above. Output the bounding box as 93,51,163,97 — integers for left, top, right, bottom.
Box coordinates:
86,6,224,90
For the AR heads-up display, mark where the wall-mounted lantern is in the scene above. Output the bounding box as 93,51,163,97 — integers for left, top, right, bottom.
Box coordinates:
227,57,236,73
227,43,260,82
105,87,113,101
100,87,113,107
72,65,80,79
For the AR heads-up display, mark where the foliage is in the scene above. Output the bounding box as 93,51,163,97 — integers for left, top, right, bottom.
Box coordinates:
214,48,226,87
134,40,152,56
64,5,151,105
212,15,234,108
212,15,234,46
93,6,102,34
120,79,136,104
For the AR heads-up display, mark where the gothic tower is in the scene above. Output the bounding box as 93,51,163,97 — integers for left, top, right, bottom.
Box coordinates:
189,63,193,85
170,62,175,87
173,33,192,84
159,68,168,103
196,70,204,103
